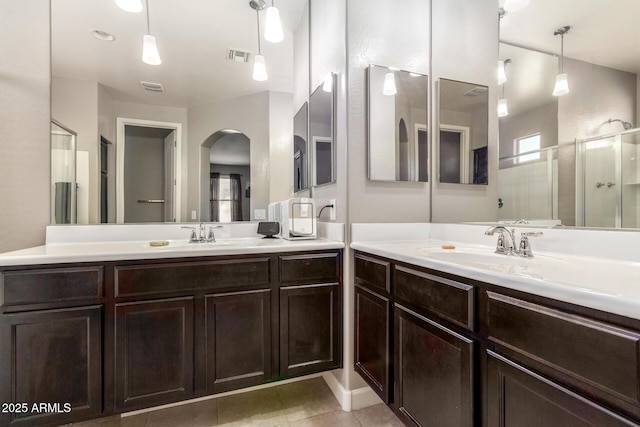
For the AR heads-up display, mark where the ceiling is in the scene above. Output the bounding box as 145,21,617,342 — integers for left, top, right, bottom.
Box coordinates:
51,0,307,109
499,0,640,117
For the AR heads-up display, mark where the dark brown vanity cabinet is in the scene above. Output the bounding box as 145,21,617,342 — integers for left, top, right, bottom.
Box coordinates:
114,297,194,412
0,266,104,427
353,250,640,427
279,253,342,377
0,249,342,427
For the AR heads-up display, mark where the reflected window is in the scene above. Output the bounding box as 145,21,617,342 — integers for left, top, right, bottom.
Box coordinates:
516,133,540,163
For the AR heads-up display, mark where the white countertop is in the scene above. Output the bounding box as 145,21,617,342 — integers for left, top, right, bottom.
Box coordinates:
0,237,344,266
351,237,640,321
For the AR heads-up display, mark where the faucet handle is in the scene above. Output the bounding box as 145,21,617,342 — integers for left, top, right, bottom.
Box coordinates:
519,231,542,257
181,226,198,243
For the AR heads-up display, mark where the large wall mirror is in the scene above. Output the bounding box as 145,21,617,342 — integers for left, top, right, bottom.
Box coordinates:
497,0,640,228
309,74,336,186
367,65,429,182
293,102,309,192
51,0,308,224
437,78,489,185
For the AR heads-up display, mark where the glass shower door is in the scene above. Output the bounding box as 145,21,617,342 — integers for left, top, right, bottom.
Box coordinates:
582,137,618,228
51,120,77,224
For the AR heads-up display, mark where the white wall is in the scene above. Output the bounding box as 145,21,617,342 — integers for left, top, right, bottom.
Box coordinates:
0,0,50,252
347,0,431,224
294,1,310,112
51,76,99,224
499,102,558,159
369,68,397,181
430,0,499,223
269,91,295,203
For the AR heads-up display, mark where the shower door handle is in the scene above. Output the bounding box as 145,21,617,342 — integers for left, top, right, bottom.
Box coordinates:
595,182,605,188
607,182,616,188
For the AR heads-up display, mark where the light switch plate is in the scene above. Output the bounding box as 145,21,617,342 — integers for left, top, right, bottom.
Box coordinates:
254,209,266,220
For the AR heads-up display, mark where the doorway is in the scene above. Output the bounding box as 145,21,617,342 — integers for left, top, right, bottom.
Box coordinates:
439,125,470,184
116,118,182,223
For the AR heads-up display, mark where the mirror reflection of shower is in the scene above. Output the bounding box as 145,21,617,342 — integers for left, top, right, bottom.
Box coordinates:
50,120,77,224
607,118,634,131
577,127,640,228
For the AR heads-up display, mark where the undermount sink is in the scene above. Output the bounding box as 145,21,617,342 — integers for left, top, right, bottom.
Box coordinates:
146,240,231,249
417,246,566,277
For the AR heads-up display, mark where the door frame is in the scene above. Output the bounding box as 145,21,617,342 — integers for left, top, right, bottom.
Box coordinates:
116,117,182,223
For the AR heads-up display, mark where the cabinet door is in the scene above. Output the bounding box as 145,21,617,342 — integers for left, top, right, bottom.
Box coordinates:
354,285,391,403
487,351,637,427
394,304,474,427
205,289,271,394
115,297,194,412
0,306,102,427
280,283,341,377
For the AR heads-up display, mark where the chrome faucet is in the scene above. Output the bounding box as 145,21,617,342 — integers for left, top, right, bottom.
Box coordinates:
484,226,517,255
485,226,543,257
181,223,220,243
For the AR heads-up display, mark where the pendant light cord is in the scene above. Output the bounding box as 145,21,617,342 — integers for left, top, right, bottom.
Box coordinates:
560,34,564,73
146,0,151,34
256,9,262,54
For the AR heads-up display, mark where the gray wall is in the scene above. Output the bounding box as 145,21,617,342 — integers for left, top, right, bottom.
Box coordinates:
499,102,558,159
0,0,50,253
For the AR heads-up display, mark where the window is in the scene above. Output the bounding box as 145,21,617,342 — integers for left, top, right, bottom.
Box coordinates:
217,176,232,222
515,133,541,163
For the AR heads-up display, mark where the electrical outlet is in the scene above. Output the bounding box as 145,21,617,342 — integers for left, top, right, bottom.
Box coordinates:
254,209,266,220
191,210,197,220
329,199,336,220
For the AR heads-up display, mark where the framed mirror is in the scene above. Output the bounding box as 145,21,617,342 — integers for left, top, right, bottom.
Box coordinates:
309,74,336,186
437,78,489,185
367,64,428,182
293,102,309,192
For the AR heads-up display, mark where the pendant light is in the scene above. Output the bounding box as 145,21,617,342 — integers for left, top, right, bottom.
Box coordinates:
264,1,284,43
552,26,571,97
141,0,161,65
116,0,142,13
250,1,268,81
383,70,397,96
498,59,511,117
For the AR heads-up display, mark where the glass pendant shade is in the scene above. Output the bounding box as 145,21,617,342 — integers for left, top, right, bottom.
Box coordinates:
323,73,333,92
116,0,143,13
253,54,268,81
497,98,509,117
383,72,397,96
503,0,530,12
497,60,507,85
552,73,569,96
264,6,284,43
142,34,161,65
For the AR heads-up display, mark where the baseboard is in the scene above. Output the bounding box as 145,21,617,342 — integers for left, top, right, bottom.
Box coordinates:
321,372,382,411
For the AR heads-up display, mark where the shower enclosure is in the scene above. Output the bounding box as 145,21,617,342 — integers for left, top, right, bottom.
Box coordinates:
576,128,640,228
51,120,77,224
498,146,558,221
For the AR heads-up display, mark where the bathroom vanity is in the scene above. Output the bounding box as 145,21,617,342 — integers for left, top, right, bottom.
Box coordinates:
352,223,640,427
0,231,343,427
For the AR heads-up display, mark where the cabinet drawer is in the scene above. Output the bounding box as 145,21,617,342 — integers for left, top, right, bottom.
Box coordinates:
487,291,640,405
0,266,103,307
354,253,390,293
279,252,339,285
115,258,270,297
394,266,474,330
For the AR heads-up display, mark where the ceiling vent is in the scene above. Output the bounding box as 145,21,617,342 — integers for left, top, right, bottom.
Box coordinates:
140,81,165,92
463,86,489,97
227,48,251,63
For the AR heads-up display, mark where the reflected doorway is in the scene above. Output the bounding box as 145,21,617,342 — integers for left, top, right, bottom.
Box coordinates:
116,118,182,223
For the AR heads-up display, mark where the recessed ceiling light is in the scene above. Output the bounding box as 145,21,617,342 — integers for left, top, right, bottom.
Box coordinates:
92,30,116,42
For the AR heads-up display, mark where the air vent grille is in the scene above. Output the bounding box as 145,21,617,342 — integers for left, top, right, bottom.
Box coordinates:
140,81,165,92
227,48,251,63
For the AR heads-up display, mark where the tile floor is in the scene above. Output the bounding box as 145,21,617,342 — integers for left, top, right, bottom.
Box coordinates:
71,378,404,427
